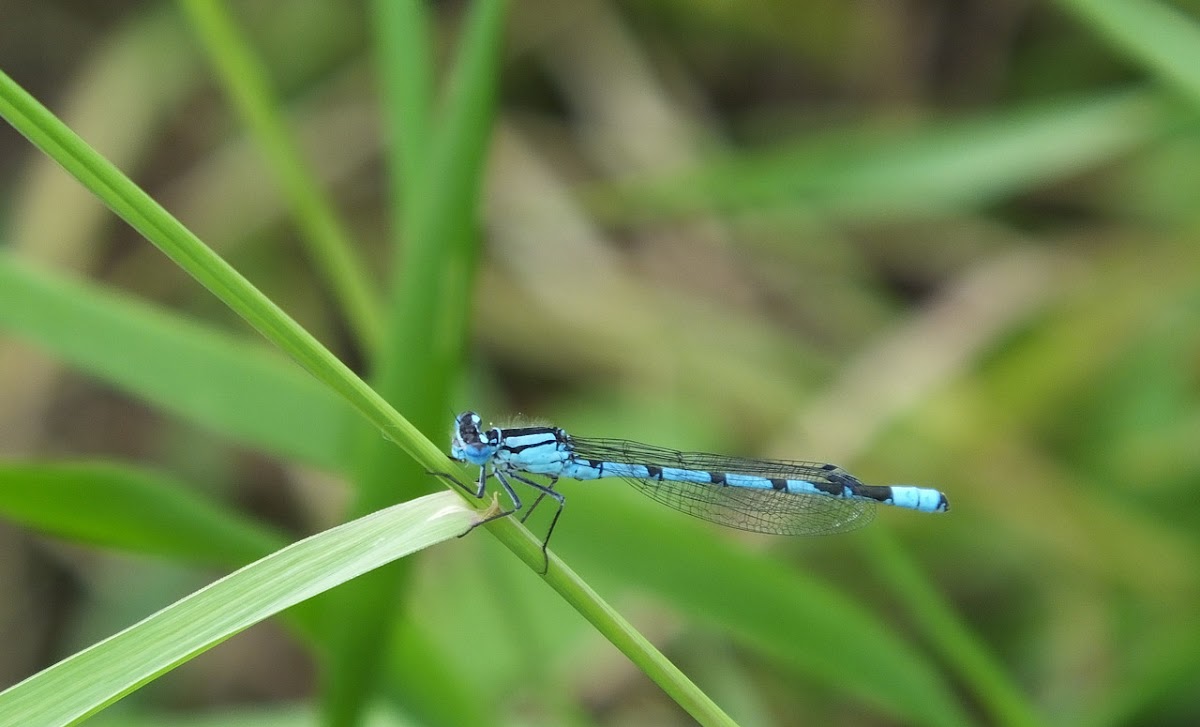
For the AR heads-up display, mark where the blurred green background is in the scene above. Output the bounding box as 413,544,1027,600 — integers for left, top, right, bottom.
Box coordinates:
2,0,1199,725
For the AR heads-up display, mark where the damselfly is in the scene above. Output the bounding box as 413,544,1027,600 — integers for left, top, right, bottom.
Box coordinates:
443,411,948,572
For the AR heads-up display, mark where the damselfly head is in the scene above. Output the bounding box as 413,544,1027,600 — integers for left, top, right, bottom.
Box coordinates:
451,411,496,465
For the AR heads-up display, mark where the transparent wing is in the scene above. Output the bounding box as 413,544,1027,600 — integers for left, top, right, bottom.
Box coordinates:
568,436,876,535
619,477,876,535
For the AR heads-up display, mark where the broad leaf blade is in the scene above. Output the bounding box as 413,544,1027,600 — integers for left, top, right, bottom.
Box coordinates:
0,492,475,726
0,252,353,472
592,90,1166,223
0,461,285,566
1060,0,1200,103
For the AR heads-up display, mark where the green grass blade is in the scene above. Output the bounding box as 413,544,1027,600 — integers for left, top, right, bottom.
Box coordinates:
372,0,505,441
0,491,475,726
0,461,285,566
1059,0,1200,103
0,252,352,472
590,90,1166,223
321,1,506,722
177,0,384,352
372,0,433,216
0,66,441,470
865,528,1044,727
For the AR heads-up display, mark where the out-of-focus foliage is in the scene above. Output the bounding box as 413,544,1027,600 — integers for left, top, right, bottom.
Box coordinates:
1,0,1199,725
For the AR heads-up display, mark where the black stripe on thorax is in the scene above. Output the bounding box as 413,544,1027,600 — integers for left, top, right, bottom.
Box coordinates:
500,426,558,437
497,426,561,455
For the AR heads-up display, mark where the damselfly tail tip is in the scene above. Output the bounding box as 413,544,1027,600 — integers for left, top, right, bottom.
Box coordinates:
936,493,950,512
